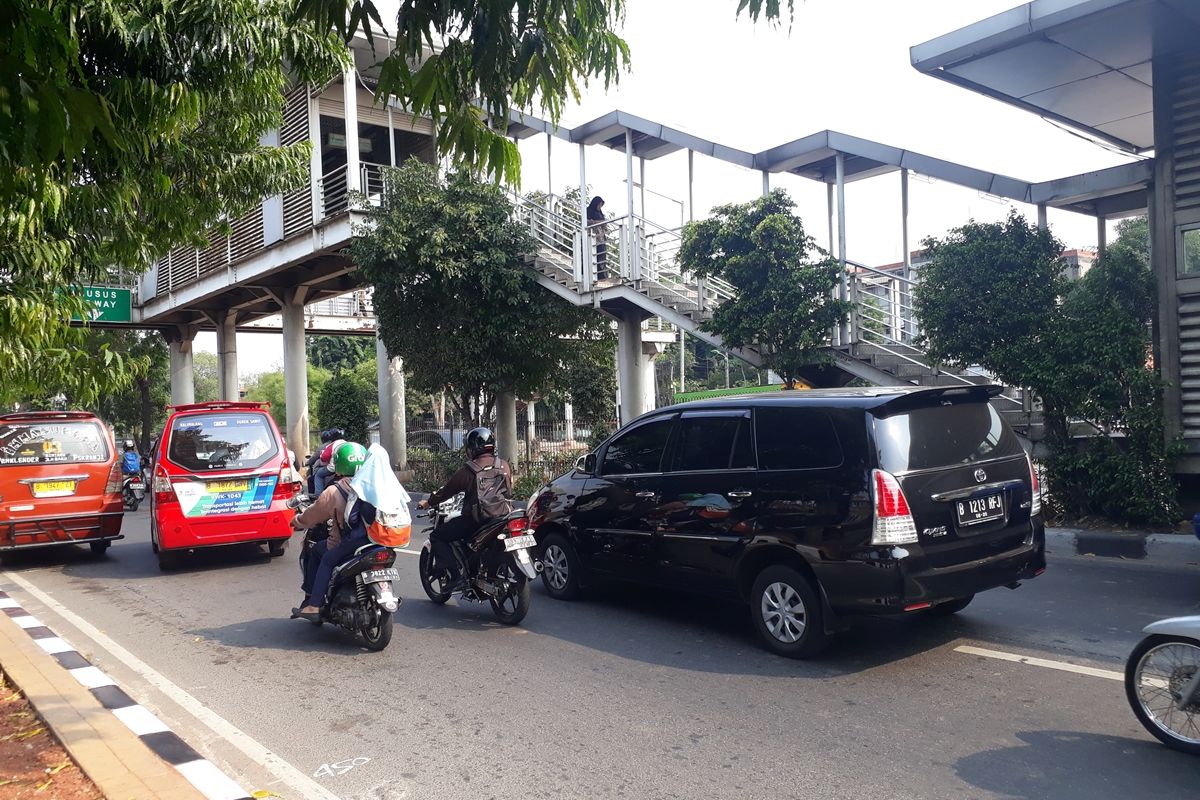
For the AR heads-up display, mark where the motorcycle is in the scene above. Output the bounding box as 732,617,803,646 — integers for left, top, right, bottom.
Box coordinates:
287,494,402,651
1125,615,1200,754
121,470,146,511
418,493,538,625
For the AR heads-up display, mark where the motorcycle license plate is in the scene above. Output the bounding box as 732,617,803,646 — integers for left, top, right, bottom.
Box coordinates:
129,479,144,488
363,568,399,583
32,480,77,497
504,534,536,551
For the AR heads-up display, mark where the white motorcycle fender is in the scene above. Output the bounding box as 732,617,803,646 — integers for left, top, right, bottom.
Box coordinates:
370,581,400,613
1142,615,1200,640
513,547,538,580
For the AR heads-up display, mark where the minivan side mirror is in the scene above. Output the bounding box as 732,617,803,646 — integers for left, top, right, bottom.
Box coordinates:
578,453,598,474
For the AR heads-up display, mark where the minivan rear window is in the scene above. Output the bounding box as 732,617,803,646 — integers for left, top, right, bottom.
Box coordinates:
0,421,109,466
167,413,279,472
873,401,1024,473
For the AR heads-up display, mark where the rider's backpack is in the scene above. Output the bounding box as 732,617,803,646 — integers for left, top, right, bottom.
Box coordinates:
336,484,411,548
466,458,513,524
121,451,140,473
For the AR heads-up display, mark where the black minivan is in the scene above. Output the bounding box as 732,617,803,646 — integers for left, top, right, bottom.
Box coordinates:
527,385,1045,658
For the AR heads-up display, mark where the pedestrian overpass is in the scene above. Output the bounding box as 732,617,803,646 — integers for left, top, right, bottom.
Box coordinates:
101,2,1197,468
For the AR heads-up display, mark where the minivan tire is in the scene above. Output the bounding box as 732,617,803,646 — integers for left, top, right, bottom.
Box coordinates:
157,550,180,571
750,565,829,659
89,540,110,557
268,539,287,557
539,533,583,600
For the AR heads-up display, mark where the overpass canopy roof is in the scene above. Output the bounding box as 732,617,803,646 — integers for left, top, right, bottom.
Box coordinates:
910,0,1200,153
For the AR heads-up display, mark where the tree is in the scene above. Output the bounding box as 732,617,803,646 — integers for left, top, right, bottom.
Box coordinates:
679,189,850,387
193,352,220,404
243,365,333,441
317,373,371,443
2,1,345,405
92,331,170,455
352,159,614,423
296,1,792,181
913,210,1065,389
308,335,374,373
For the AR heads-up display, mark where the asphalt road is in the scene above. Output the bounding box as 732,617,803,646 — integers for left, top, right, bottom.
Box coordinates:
3,510,1200,800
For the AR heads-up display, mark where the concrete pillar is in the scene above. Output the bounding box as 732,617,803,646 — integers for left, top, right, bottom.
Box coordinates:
616,312,647,425
216,311,239,401
282,290,310,460
1097,215,1107,255
1037,203,1048,230
641,346,657,412
564,401,575,442
496,390,519,468
343,68,361,194
526,400,537,459
388,355,406,469
375,336,392,453
167,328,195,406
835,152,848,345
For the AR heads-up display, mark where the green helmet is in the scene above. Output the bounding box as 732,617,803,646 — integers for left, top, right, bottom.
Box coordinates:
331,441,367,477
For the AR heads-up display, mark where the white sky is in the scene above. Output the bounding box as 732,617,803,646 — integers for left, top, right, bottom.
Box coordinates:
201,0,1140,377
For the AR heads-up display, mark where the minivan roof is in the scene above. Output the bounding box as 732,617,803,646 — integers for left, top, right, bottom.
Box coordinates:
642,384,1003,416
168,402,270,413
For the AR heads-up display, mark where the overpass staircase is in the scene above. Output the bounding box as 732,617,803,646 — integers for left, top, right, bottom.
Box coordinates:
508,191,1044,444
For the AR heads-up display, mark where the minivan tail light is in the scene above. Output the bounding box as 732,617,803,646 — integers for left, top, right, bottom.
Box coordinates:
105,460,123,495
871,469,918,545
1026,453,1042,517
153,465,177,504
275,462,301,499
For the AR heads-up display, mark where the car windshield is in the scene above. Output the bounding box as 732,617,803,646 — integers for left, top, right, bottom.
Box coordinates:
873,401,1024,473
167,413,279,472
0,421,109,467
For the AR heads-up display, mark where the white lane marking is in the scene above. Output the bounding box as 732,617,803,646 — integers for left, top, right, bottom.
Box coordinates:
35,636,75,655
3,571,341,800
69,665,117,689
0,598,19,608
175,759,255,800
11,614,43,629
112,704,171,736
955,645,1124,681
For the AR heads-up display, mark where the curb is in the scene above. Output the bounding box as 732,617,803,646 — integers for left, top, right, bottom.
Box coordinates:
0,589,253,800
1046,527,1200,563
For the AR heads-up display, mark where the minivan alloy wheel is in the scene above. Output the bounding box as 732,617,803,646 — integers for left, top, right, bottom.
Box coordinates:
761,581,807,643
543,544,570,591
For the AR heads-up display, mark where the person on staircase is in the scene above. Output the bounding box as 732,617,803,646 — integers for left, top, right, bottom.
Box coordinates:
587,195,609,282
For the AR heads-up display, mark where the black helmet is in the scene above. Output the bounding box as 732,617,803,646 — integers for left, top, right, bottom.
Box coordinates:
465,427,496,459
320,428,345,444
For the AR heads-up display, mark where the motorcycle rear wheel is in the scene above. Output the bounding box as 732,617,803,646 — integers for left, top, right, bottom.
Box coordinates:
1126,634,1200,755
360,610,393,652
419,548,453,604
489,563,531,625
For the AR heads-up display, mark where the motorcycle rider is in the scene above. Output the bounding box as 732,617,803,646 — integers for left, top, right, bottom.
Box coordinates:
306,428,345,494
290,441,370,622
120,440,141,477
417,427,513,589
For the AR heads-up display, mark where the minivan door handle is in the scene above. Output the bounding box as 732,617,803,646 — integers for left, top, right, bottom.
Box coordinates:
727,491,753,498
635,491,657,499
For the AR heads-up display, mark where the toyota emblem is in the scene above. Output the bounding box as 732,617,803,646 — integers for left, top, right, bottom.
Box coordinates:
974,468,987,483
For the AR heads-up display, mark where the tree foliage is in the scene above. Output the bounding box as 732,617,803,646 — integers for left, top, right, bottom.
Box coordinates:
193,351,220,404
308,335,374,373
679,189,849,386
914,210,1066,389
317,373,371,444
295,0,792,182
914,211,1179,525
352,159,613,422
1,1,346,404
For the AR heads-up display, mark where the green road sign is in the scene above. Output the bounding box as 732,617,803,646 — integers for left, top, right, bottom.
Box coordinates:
75,286,132,323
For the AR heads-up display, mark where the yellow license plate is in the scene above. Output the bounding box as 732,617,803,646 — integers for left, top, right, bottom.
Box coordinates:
207,480,249,494
32,480,77,496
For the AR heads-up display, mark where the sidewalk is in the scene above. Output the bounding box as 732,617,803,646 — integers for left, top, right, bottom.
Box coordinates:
0,590,249,800
1046,526,1200,564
